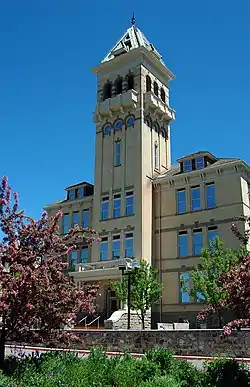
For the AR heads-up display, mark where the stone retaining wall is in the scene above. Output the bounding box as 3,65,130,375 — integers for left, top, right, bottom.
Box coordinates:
63,329,250,358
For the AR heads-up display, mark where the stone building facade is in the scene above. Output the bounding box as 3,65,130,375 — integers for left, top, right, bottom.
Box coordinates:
45,22,250,327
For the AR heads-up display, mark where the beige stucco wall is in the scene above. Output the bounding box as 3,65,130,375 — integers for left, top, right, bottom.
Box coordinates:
153,161,250,321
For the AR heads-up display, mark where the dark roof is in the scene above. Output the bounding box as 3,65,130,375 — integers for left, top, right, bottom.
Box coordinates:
65,181,93,190
177,151,217,162
155,157,241,180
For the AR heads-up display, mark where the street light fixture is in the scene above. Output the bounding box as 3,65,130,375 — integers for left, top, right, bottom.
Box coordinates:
119,259,139,330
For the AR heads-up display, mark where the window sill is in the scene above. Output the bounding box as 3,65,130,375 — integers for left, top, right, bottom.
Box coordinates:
176,208,203,216
99,213,135,221
114,164,121,167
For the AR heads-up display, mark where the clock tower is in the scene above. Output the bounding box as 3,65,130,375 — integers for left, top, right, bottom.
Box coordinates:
91,20,175,266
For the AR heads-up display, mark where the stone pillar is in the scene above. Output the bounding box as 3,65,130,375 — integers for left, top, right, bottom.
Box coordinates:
104,309,151,330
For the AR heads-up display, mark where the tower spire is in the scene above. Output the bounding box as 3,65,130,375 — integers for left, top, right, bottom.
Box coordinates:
131,12,136,26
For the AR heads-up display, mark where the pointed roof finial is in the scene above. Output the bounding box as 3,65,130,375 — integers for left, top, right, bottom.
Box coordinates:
131,12,136,26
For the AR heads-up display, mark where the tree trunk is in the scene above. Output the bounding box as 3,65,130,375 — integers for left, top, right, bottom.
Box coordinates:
217,310,223,329
141,311,145,330
0,328,6,369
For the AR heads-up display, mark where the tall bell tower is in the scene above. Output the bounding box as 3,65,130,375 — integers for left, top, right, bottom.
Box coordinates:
91,19,175,265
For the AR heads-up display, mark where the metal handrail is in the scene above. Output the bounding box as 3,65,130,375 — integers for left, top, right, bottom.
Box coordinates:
86,316,100,329
78,316,87,327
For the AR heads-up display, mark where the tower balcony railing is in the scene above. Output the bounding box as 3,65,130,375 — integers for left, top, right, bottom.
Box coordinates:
144,91,175,121
74,257,133,273
94,89,138,120
67,257,136,281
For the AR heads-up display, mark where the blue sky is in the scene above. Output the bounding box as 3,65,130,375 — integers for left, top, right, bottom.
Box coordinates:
0,0,249,220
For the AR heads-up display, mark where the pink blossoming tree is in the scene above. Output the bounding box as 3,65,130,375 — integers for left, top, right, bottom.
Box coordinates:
198,216,250,335
0,176,99,367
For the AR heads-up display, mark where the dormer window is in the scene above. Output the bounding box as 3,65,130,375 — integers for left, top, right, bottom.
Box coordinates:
195,157,205,170
77,187,84,199
178,152,217,174
66,182,94,201
69,190,75,200
183,160,192,172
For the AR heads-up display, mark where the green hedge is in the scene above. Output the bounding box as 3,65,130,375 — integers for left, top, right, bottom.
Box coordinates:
1,348,249,386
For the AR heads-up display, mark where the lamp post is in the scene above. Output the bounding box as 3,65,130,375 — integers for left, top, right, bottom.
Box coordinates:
119,259,139,330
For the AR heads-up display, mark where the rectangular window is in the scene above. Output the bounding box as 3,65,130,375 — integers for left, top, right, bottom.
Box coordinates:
70,250,78,266
115,142,121,166
100,237,109,261
63,214,70,234
196,272,205,302
101,197,109,220
180,272,190,303
205,183,216,209
193,229,203,256
125,232,134,258
72,212,79,227
113,194,121,218
195,157,205,170
125,191,134,216
77,187,84,198
177,189,186,214
178,231,189,257
80,247,88,264
183,160,192,172
207,226,218,245
68,189,75,200
112,235,120,259
82,209,89,228
154,143,158,170
191,186,201,211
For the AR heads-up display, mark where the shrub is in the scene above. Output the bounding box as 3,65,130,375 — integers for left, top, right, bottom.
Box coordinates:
112,355,140,387
135,358,160,382
204,358,250,387
0,371,14,387
170,359,205,387
145,348,173,374
139,375,181,387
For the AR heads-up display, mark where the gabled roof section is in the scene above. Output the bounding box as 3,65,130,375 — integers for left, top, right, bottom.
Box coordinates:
177,151,218,163
154,157,243,182
65,181,93,190
102,25,164,65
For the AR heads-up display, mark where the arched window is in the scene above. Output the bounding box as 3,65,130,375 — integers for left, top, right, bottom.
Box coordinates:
103,123,112,136
160,87,166,103
145,115,152,128
126,73,134,90
153,122,160,134
126,115,135,128
153,81,159,97
146,75,151,92
160,127,166,138
115,77,123,95
103,81,112,100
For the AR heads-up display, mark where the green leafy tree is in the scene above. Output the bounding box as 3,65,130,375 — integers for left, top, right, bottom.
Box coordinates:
182,237,236,328
199,216,250,335
112,260,163,329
